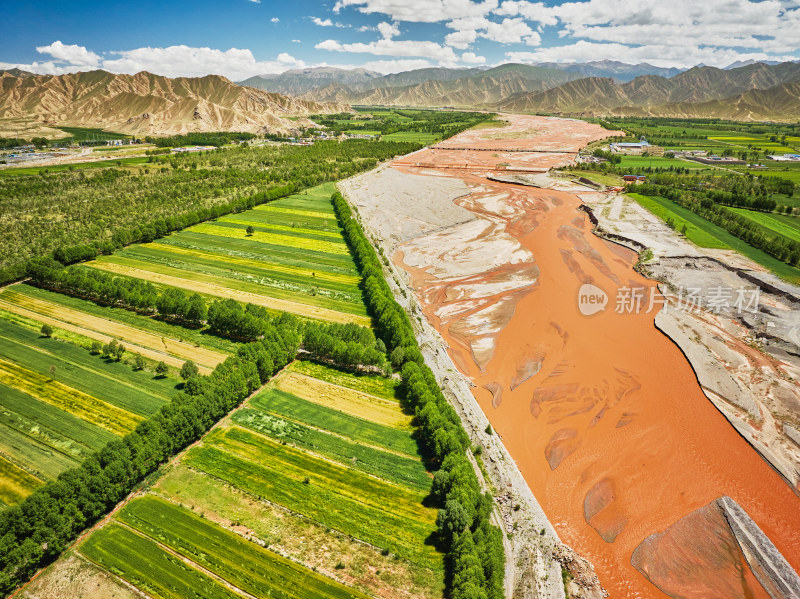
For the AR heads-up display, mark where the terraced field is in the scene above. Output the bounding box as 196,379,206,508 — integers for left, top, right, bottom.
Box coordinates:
84,183,370,325
0,317,176,506
34,361,442,599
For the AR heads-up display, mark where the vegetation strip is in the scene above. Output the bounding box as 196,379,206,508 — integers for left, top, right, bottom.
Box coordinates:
87,260,371,325
116,495,370,599
273,371,412,429
0,358,141,436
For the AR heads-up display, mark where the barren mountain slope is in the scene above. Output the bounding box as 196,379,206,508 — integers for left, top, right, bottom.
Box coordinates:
0,70,349,137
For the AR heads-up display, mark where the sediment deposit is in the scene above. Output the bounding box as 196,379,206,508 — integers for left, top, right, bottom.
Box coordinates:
341,114,800,598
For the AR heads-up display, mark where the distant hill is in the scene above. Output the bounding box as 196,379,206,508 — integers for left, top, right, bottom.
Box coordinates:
496,62,800,120
532,60,682,82
286,64,583,108
0,70,348,137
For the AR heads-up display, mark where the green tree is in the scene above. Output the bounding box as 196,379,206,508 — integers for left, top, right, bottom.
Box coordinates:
180,360,199,380
155,361,169,377
246,225,255,236
134,354,146,371
90,341,103,355
40,323,53,337
113,343,125,361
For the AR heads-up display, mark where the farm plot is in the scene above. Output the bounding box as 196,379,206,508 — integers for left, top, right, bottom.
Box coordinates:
286,360,400,400
0,287,227,372
727,207,800,243
12,283,238,355
0,317,175,505
184,426,440,570
114,495,370,599
273,370,412,429
79,181,370,325
231,407,430,491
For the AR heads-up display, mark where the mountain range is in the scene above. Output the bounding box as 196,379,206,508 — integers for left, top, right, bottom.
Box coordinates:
496,62,800,119
0,70,347,138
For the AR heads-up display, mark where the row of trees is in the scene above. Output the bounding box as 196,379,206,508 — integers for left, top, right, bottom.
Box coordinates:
144,132,257,147
332,191,505,599
1,139,420,284
636,183,800,266
27,259,209,328
302,321,388,372
0,313,302,593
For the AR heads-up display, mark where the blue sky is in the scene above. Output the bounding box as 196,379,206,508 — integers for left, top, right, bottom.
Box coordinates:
2,0,799,79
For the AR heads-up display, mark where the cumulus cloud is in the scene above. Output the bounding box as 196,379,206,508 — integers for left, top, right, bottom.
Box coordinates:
36,41,101,67
461,51,487,64
270,17,280,22
312,17,335,26
445,16,540,48
316,37,459,64
333,0,499,22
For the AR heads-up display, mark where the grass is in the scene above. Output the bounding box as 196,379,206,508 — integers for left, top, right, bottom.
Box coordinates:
80,523,241,599
273,371,412,430
727,207,800,243
117,495,370,599
287,360,400,401
0,420,79,481
628,193,731,249
629,193,800,283
232,407,431,491
250,388,420,457
617,155,715,170
185,426,440,569
13,284,239,355
0,317,176,414
0,454,44,505
154,466,444,599
0,358,142,436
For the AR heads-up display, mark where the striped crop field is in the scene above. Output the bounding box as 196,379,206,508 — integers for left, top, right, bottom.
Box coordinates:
0,317,175,505
0,287,227,372
109,495,371,599
272,370,412,429
83,182,372,325
184,426,440,569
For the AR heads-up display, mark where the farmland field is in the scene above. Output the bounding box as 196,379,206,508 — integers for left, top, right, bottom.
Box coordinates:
727,207,800,243
82,182,372,325
630,193,800,282
31,360,442,599
0,315,175,504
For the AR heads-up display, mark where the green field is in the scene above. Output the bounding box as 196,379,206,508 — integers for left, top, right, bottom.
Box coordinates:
286,360,400,400
629,193,800,282
383,132,439,143
251,387,418,456
0,156,150,177
0,317,175,503
8,284,239,355
727,207,800,243
185,425,440,569
81,523,241,599
618,155,716,170
85,183,370,323
116,496,370,599
232,407,430,491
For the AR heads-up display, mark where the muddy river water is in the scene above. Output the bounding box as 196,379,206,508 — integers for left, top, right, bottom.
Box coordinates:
392,116,800,598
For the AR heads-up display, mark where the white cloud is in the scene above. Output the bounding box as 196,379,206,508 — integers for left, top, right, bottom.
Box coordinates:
506,40,799,69
312,17,335,26
377,21,400,39
445,16,540,48
333,0,498,22
316,37,459,64
100,45,305,79
270,17,280,22
292,39,302,43
461,51,486,64
36,41,101,67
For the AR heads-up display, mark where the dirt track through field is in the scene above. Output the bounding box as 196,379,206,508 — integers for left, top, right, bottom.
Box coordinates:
0,295,217,374
387,115,800,598
87,261,372,326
